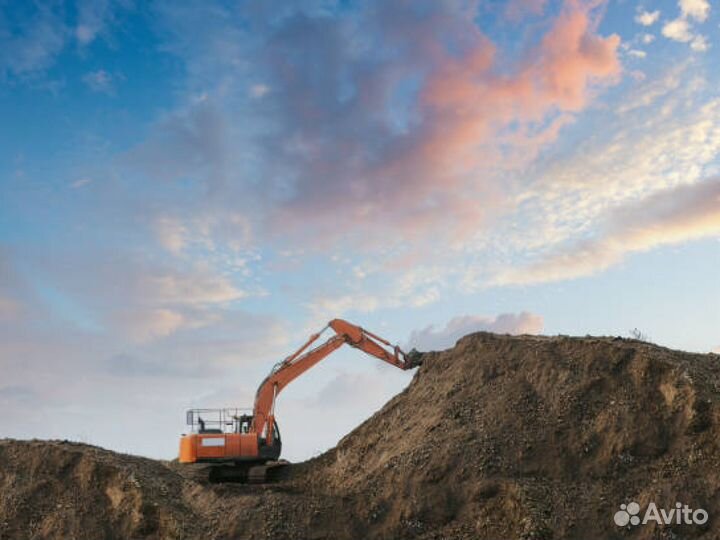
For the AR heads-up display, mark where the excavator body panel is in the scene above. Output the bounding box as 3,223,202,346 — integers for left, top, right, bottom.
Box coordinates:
179,433,264,463
179,409,281,464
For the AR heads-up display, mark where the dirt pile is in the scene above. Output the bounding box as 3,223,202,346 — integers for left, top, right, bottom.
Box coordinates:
2,333,720,539
0,440,203,539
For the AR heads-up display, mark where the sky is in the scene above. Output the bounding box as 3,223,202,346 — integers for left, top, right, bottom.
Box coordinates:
1,0,719,462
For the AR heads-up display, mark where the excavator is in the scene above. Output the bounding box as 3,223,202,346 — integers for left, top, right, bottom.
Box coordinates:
179,319,419,482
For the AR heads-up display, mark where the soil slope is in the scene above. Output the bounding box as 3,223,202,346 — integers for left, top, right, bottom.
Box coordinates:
2,333,719,539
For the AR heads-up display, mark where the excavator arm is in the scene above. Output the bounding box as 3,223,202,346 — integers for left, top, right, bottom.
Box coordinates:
252,319,417,443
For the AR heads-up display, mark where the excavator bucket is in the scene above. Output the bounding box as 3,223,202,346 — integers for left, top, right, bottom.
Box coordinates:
406,349,424,368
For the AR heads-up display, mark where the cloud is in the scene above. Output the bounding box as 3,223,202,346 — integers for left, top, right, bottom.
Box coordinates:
641,33,655,44
106,309,290,379
0,237,288,439
490,79,720,258
154,217,187,254
110,308,187,343
143,271,245,305
0,302,291,457
492,178,720,285
662,19,693,42
152,212,253,257
3,0,718,462
413,0,622,204
0,1,130,80
635,10,660,26
140,0,621,249
310,294,383,318
8,238,250,343
305,264,450,326
679,0,710,22
82,69,118,93
126,102,235,188
249,83,270,98
627,49,647,58
407,312,544,351
0,4,67,77
75,0,130,46
262,58,716,301
615,63,685,114
690,35,709,52
70,177,94,189
661,0,711,49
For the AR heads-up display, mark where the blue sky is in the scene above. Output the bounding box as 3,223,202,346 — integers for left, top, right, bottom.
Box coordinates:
1,0,719,461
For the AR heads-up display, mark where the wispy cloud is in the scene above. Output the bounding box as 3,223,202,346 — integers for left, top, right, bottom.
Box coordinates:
75,0,124,46
0,1,130,80
662,0,711,51
635,10,660,26
70,177,94,189
679,0,710,22
153,217,187,255
690,35,709,52
0,3,67,78
663,18,694,42
110,308,188,343
492,178,720,285
504,87,720,250
82,69,119,94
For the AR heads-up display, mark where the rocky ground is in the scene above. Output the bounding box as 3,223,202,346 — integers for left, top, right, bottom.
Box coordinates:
1,332,719,539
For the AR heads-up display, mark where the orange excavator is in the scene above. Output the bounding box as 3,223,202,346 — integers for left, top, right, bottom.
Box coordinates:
179,319,418,481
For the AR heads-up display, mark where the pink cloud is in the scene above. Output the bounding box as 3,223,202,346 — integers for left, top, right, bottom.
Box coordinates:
267,1,621,246
532,4,621,110
420,1,620,152
135,1,621,254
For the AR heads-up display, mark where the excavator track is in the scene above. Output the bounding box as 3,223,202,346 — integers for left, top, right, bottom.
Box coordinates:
207,460,290,484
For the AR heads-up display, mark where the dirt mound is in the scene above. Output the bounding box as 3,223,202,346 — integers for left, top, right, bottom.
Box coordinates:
0,440,204,539
2,333,720,539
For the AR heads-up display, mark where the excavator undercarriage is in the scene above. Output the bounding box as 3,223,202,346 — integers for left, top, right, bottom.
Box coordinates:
206,460,290,483
183,460,288,484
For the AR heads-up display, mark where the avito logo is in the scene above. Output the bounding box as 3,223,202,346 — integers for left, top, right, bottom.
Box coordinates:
614,501,708,527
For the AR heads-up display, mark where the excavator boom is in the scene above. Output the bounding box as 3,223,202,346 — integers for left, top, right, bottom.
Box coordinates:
253,319,415,443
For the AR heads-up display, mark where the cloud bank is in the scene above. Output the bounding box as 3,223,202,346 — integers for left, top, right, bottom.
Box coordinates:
139,0,621,248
